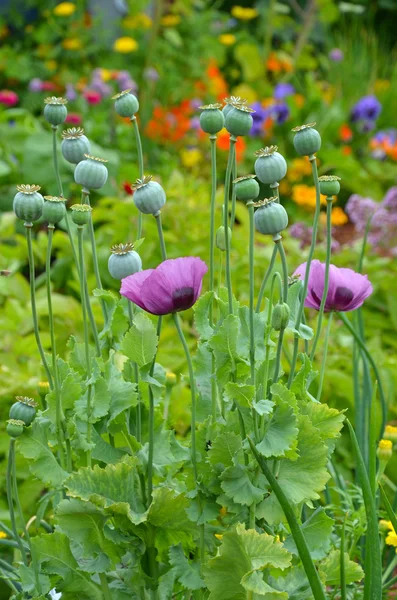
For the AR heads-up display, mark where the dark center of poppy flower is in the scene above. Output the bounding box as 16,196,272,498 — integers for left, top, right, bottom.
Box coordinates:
312,286,354,311
172,287,195,312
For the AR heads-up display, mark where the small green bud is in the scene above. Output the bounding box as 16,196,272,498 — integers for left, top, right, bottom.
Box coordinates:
38,381,50,397
318,175,341,197
9,396,38,426
108,243,142,280
43,196,67,225
112,89,139,118
384,425,397,444
272,302,290,331
6,419,25,438
233,175,260,202
254,146,287,185
70,204,93,226
216,226,232,251
133,175,166,215
74,155,108,190
13,184,44,223
225,104,254,137
61,127,91,164
44,96,68,126
199,104,224,135
292,122,321,156
166,372,177,386
377,439,393,462
254,198,289,236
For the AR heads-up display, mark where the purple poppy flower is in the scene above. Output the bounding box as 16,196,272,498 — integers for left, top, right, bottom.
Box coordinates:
271,101,290,124
382,186,397,209
190,116,201,130
65,84,77,101
249,102,270,136
274,83,295,100
329,48,344,62
293,259,372,312
120,257,208,315
345,194,378,232
29,78,43,92
351,95,381,123
144,67,160,82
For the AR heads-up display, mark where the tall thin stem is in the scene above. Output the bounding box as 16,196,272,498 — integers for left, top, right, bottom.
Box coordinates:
310,196,333,360
248,201,255,384
77,226,92,467
127,302,141,443
99,573,113,600
25,224,53,389
316,312,334,401
223,137,236,314
6,440,27,564
256,244,278,312
46,226,66,469
209,135,217,323
155,212,167,261
272,238,289,383
147,316,162,504
132,116,144,239
229,149,237,230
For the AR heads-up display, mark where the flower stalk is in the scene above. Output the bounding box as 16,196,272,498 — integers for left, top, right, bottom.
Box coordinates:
224,136,237,314
132,116,144,239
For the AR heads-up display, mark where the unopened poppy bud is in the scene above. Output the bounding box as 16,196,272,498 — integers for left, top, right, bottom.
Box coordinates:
13,184,44,223
319,175,341,197
108,243,142,280
216,226,232,251
377,439,393,462
272,302,290,331
254,146,287,185
6,419,25,438
112,89,139,118
166,372,177,386
9,397,38,426
292,122,321,156
44,96,68,126
132,176,166,215
233,175,260,202
70,204,92,226
199,104,224,135
384,425,397,444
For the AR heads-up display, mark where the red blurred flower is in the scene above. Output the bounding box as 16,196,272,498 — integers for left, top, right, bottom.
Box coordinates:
123,181,134,195
339,124,353,143
83,89,102,105
65,112,82,125
0,90,18,107
342,146,352,156
41,81,57,91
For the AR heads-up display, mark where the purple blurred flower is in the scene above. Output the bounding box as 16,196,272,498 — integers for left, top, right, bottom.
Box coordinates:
117,71,138,93
329,48,344,62
249,102,270,136
382,186,397,209
144,67,159,81
271,101,290,124
190,116,201,130
274,83,295,99
65,83,77,101
290,222,313,249
345,194,378,232
29,78,43,92
294,259,372,312
120,257,208,315
351,95,381,123
359,120,376,133
190,98,202,110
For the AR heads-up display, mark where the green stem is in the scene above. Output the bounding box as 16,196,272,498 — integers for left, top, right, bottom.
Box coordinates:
339,312,387,435
155,212,167,261
128,302,141,443
209,135,217,324
249,439,327,600
0,521,18,541
25,225,53,389
383,573,397,591
346,420,382,600
224,137,236,314
288,154,322,386
316,312,334,401
99,573,113,600
310,196,333,360
6,440,27,564
340,516,347,600
256,245,278,313
272,239,289,384
46,226,67,469
248,202,255,384
77,226,92,467
230,148,237,230
147,316,162,504
132,116,144,239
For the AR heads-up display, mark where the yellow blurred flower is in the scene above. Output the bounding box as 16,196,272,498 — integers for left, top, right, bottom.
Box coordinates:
100,68,112,82
181,148,202,168
231,5,259,20
219,507,227,517
123,13,152,29
293,93,305,108
219,34,236,46
385,424,397,443
279,180,291,196
161,14,181,27
386,529,397,547
0,532,7,540
379,519,393,532
292,184,325,209
62,38,82,50
113,37,138,53
330,207,348,226
288,158,312,182
45,60,57,71
215,533,223,540
54,2,76,17
231,84,257,103
375,79,390,93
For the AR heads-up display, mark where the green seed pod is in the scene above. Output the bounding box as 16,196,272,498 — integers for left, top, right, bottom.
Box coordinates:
74,155,108,190
133,175,166,215
13,184,44,223
292,123,321,156
225,104,254,137
43,196,67,225
44,96,68,126
70,204,93,226
6,419,25,438
108,243,142,280
112,89,139,118
272,302,290,331
61,127,91,164
318,175,341,197
254,146,287,185
199,103,224,134
9,397,38,426
254,198,289,236
233,175,260,202
215,225,232,251
222,96,247,118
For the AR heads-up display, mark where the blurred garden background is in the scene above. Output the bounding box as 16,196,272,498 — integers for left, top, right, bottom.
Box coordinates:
0,1,397,590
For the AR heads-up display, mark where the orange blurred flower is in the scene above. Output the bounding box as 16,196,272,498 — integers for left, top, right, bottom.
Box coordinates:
266,52,293,73
339,124,353,143
292,184,326,209
217,128,246,161
342,146,352,156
